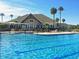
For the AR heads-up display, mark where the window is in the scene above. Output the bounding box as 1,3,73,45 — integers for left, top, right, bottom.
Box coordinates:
30,20,33,22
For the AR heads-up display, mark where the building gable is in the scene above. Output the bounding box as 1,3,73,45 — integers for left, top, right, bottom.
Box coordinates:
21,14,42,24
9,14,55,25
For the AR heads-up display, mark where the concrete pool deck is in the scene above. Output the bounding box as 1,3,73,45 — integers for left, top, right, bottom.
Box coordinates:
0,31,79,35
33,32,79,35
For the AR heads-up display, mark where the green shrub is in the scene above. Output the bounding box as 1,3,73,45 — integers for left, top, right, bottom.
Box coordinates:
0,24,7,29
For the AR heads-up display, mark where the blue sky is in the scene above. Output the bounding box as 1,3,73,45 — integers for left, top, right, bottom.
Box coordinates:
0,0,79,24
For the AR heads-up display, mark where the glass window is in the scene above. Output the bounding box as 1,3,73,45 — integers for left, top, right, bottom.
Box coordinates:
30,20,33,22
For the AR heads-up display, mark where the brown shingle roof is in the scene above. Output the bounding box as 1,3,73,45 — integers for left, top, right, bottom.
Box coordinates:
10,14,55,25
33,14,54,25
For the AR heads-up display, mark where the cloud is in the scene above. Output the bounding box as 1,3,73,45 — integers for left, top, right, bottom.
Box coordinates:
0,2,27,22
0,1,43,22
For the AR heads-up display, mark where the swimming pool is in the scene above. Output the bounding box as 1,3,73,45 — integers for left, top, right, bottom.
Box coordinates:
0,33,79,59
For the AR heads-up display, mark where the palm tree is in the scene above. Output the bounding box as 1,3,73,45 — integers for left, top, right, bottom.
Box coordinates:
62,18,65,23
56,18,60,30
58,6,64,24
10,14,13,20
56,18,59,23
50,7,57,28
62,18,66,31
0,13,5,22
50,7,57,20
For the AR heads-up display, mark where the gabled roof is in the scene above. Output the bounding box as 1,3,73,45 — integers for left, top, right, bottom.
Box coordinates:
10,14,55,25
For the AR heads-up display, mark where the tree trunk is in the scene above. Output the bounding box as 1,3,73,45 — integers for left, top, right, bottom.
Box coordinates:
60,11,61,24
53,14,55,29
1,16,3,23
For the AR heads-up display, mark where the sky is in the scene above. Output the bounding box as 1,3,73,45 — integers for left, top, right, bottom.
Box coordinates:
0,0,79,25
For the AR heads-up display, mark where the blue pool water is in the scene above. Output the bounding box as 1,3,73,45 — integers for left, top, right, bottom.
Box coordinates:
0,33,79,59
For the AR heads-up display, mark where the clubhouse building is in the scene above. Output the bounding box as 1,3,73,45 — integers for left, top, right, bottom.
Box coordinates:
7,14,57,31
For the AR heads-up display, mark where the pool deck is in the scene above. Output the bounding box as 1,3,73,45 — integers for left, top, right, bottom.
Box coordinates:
0,31,33,34
33,32,79,35
0,31,79,35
